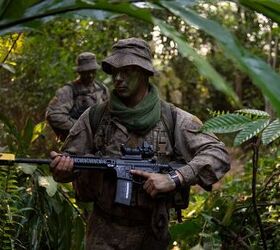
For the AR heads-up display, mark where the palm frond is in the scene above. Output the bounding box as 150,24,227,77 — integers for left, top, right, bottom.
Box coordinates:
201,113,252,133
234,119,270,146
262,119,280,145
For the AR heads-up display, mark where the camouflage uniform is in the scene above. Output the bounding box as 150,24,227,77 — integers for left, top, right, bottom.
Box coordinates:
57,105,229,250
45,52,108,141
53,39,230,250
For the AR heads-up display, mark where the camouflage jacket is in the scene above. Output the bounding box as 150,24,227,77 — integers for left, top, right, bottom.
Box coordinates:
55,103,230,221
45,79,108,139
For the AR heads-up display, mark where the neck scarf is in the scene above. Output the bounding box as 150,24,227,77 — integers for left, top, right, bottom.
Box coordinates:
109,84,161,134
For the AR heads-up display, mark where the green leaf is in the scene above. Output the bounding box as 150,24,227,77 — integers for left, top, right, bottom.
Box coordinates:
262,119,280,145
19,118,34,154
153,18,239,105
170,220,201,240
234,119,270,146
0,0,152,34
17,163,37,175
38,176,57,197
160,1,280,117
221,199,236,226
239,0,280,24
235,109,270,118
31,121,46,143
201,114,252,133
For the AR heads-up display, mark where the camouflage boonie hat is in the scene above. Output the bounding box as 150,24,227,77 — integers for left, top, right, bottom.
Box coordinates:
75,52,100,72
102,38,156,76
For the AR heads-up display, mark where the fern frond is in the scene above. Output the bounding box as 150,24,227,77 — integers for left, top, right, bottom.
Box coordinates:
235,109,270,118
262,119,280,145
201,113,252,133
234,119,270,146
207,109,228,118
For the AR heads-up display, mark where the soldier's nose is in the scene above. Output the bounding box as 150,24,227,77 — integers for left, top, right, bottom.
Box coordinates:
115,72,123,81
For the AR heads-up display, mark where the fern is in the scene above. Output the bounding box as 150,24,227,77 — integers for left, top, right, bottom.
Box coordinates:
261,119,280,145
203,109,280,146
0,166,22,250
202,113,252,133
234,119,270,146
235,109,270,119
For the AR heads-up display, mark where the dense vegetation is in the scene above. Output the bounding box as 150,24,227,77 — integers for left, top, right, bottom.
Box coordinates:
0,1,279,249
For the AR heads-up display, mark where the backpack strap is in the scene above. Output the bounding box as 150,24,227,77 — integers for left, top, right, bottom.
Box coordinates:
94,80,107,92
89,101,108,136
65,82,79,99
161,101,186,222
160,100,177,149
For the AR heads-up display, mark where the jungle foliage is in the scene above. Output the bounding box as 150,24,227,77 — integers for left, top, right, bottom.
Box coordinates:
0,0,279,249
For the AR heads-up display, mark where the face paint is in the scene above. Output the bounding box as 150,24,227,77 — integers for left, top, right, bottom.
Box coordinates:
79,70,96,84
112,66,143,98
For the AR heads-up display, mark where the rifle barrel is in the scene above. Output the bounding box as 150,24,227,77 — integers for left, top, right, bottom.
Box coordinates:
15,158,51,165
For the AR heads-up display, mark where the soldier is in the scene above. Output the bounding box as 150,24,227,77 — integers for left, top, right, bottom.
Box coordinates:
45,52,108,141
50,38,230,250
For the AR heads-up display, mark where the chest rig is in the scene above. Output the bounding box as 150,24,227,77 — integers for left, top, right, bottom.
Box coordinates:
66,81,106,119
89,100,177,158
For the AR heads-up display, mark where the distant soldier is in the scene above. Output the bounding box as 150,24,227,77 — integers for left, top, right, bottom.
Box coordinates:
46,52,109,141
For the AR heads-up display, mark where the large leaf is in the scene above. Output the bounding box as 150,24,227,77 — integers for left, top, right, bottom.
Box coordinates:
234,118,270,146
154,18,239,105
239,0,280,24
262,119,280,145
201,113,252,133
0,0,152,35
160,1,280,117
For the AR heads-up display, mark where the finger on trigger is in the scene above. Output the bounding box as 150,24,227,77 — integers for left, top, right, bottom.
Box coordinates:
130,169,150,178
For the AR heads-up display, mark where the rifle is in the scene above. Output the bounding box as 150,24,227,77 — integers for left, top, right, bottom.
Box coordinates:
0,142,189,220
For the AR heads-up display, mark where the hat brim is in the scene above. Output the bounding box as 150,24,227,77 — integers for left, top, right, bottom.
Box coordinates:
102,53,156,76
75,63,100,72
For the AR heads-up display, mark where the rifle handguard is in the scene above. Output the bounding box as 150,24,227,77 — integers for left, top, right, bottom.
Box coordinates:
168,170,181,189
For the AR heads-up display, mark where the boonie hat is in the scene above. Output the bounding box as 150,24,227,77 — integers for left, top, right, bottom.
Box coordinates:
102,38,156,76
75,52,100,72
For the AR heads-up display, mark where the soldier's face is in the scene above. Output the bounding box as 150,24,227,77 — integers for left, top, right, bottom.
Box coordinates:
112,66,144,98
79,70,96,83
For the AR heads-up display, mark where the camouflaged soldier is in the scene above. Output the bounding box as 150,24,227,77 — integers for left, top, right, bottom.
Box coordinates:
45,52,108,141
50,38,230,250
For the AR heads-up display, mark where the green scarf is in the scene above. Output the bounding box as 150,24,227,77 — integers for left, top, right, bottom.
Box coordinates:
109,84,161,134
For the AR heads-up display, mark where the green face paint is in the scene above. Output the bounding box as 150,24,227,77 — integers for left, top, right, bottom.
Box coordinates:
112,66,143,98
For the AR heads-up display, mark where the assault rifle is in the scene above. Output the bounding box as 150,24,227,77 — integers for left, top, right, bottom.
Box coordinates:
0,142,189,219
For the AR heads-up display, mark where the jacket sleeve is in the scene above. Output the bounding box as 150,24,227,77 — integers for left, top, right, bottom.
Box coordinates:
174,108,230,189
53,109,97,202
45,85,76,131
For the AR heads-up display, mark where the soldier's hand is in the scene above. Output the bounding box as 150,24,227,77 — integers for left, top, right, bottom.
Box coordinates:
130,170,176,198
50,151,74,182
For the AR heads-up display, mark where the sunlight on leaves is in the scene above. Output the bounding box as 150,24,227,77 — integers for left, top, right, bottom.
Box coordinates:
38,176,57,197
17,163,37,175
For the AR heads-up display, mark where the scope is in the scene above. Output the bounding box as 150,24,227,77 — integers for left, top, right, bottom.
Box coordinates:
120,141,154,159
